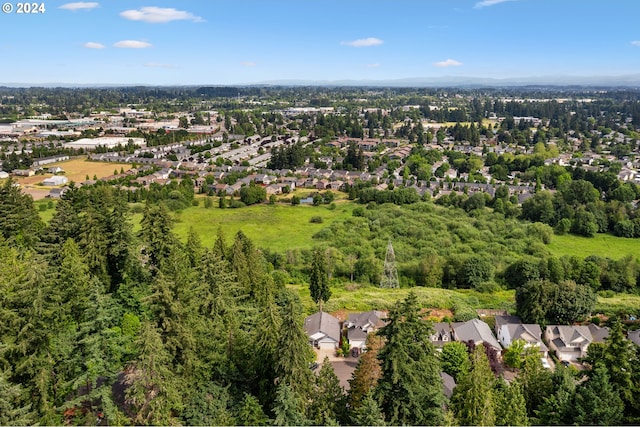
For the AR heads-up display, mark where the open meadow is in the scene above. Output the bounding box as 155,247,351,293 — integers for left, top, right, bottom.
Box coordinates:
547,233,640,260
132,200,355,252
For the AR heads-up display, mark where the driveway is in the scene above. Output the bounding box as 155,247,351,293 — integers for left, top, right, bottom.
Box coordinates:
314,348,359,390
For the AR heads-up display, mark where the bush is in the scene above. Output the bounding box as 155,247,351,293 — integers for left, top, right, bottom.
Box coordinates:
191,199,200,207
555,218,571,235
229,200,246,208
452,302,478,322
310,216,323,224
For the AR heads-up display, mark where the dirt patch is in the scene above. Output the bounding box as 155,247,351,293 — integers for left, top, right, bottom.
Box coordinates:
330,309,350,322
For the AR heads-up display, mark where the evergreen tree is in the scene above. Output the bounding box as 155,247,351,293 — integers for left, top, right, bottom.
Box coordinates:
105,196,135,291
124,321,182,426
274,293,315,401
185,226,203,268
254,299,282,410
495,379,529,427
375,292,445,426
273,382,306,426
519,353,553,418
350,392,386,426
0,179,43,249
574,363,624,426
0,371,35,425
56,238,92,323
213,226,228,260
139,203,178,271
309,357,346,425
601,318,636,410
181,384,236,426
533,366,575,425
347,333,382,409
63,279,127,424
76,204,110,283
237,393,269,426
451,345,496,426
309,247,331,311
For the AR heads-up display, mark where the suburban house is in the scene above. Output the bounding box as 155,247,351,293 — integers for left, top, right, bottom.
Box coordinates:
493,314,522,334
345,310,386,351
431,322,453,349
304,311,341,350
452,318,502,352
497,322,548,357
544,325,607,362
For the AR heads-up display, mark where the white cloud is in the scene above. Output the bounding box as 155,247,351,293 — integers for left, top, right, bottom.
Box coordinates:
144,63,175,69
631,41,640,46
120,7,204,23
474,0,517,8
114,40,152,49
240,61,256,67
83,42,105,49
340,37,383,48
367,63,381,68
434,58,463,67
59,2,99,10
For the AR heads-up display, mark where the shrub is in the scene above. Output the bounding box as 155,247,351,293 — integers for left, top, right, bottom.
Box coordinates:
310,216,323,224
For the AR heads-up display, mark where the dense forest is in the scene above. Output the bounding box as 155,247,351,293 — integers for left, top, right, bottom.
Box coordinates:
1,178,640,425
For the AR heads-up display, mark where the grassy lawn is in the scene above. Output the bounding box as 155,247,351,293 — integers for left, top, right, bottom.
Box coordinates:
131,201,355,252
547,233,640,260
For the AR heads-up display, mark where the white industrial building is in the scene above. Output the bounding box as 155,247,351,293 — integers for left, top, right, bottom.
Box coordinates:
42,176,69,186
64,137,146,150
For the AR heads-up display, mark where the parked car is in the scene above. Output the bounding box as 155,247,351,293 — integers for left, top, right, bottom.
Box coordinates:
541,357,551,369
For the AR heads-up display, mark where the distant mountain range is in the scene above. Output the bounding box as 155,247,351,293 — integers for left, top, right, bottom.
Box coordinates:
3,74,640,88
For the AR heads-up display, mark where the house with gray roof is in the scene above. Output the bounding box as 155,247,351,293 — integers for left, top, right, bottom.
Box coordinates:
545,325,596,362
304,312,341,350
493,314,522,335
431,322,453,349
628,330,640,347
452,318,501,352
345,310,386,351
440,372,456,399
498,322,548,357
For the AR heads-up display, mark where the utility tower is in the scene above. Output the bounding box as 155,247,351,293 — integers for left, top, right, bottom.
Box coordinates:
381,240,399,288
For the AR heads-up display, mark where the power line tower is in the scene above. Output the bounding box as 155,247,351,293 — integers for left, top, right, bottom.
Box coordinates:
380,240,399,288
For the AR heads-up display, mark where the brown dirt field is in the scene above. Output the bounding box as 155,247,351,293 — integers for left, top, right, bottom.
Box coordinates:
15,159,132,198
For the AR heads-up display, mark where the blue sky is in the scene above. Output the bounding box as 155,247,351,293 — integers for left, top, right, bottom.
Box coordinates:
1,0,639,85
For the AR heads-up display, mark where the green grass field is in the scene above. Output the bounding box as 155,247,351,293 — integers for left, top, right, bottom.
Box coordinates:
547,233,640,260
134,201,355,252
289,283,516,315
